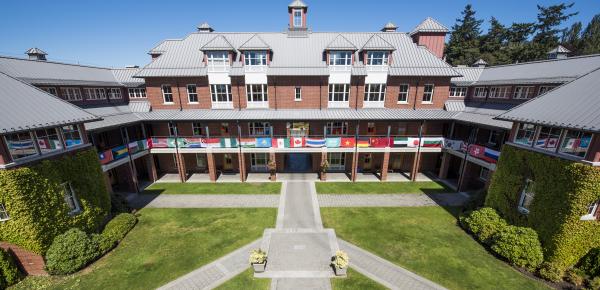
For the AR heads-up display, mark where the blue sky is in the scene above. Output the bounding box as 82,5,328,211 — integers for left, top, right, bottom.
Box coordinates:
0,0,598,67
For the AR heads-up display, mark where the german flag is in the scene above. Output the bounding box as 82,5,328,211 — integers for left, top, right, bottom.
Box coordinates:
357,138,370,148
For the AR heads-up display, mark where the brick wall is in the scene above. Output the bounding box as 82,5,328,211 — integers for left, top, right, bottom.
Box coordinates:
34,85,129,107
0,242,47,276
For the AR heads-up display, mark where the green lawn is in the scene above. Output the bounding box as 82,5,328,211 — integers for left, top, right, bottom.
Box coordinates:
316,181,453,194
332,268,388,290
143,182,281,195
214,268,270,290
322,207,550,290
11,208,276,290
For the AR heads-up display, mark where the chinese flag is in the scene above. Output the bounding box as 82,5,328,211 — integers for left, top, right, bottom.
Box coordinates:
341,138,356,148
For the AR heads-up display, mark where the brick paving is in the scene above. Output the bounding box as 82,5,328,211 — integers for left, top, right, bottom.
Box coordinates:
318,193,469,207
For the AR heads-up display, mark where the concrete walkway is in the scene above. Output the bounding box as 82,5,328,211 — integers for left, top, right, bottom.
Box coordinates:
128,194,279,209
318,193,469,207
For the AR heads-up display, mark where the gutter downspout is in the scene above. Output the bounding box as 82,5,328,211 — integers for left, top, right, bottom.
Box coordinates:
175,80,183,111
413,78,421,110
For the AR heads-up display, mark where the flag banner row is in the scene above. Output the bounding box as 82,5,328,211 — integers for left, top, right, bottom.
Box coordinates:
443,139,500,163
112,145,129,160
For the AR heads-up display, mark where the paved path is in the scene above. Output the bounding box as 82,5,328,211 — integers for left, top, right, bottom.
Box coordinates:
279,181,323,229
338,239,447,290
158,239,260,290
318,193,468,207
128,194,279,209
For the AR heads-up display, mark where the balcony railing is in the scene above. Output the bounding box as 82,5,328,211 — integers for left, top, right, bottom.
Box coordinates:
207,65,231,73
362,101,385,108
98,139,149,165
366,65,389,72
244,65,267,73
328,101,350,108
328,65,352,72
211,102,234,109
246,101,269,109
444,139,500,163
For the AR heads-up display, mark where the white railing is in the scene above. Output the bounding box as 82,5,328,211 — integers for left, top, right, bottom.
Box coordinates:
246,101,269,109
244,65,267,73
366,65,389,72
211,102,234,109
362,101,385,108
328,65,352,72
328,101,350,108
207,65,231,73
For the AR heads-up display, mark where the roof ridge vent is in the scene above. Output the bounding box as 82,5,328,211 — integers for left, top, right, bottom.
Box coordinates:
381,21,398,32
197,22,214,32
25,47,47,61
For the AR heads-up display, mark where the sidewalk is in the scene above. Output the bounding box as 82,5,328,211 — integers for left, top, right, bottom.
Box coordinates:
318,193,469,207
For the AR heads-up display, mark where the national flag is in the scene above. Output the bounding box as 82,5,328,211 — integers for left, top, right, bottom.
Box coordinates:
369,137,390,148
98,150,113,165
220,138,238,148
565,138,579,149
256,138,272,148
306,138,326,147
393,137,409,147
483,148,500,163
272,138,288,148
65,139,82,147
166,138,178,148
37,139,50,149
128,141,140,153
138,140,148,151
325,137,341,148
204,138,221,148
421,137,444,148
407,138,420,148
290,137,305,148
112,145,129,160
341,138,355,148
177,138,201,148
150,138,169,148
580,136,592,149
444,139,464,151
357,138,370,148
546,138,558,148
240,138,256,148
8,140,34,149
468,144,485,159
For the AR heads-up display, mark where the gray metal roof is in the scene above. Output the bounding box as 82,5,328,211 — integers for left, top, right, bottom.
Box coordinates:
476,54,600,85
288,0,307,8
111,68,145,87
410,17,449,35
451,66,484,85
497,68,600,133
82,103,150,131
445,100,514,129
136,32,458,78
201,35,235,51
0,72,99,134
472,59,487,66
238,34,271,50
549,45,570,54
382,22,398,30
84,113,141,131
444,100,466,111
361,34,395,50
25,48,47,55
325,34,357,50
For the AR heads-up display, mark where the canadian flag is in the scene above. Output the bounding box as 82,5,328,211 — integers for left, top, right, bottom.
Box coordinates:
290,137,304,148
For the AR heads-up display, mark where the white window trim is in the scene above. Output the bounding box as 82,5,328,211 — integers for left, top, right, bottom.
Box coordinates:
295,87,302,101
244,51,268,66
40,87,58,96
449,86,467,98
249,122,271,137
128,88,147,99
246,84,268,104
293,9,303,27
326,122,348,136
61,87,83,101
513,86,535,99
518,179,534,214
250,153,269,171
329,51,352,66
366,51,389,66
187,84,198,104
161,85,174,104
398,84,409,103
327,152,346,171
422,84,434,104
206,51,230,67
328,83,350,107
108,88,122,100
168,123,178,137
538,86,556,96
488,86,510,99
473,87,487,98
0,203,9,221
210,84,233,107
363,84,386,107
581,201,599,221
62,182,81,215
84,88,106,100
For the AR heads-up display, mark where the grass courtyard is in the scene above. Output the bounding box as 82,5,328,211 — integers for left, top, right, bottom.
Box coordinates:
316,181,453,194
321,207,550,290
11,208,276,290
143,182,281,195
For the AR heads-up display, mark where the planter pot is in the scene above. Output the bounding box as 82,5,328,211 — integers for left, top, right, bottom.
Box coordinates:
320,172,327,181
269,173,276,181
334,265,347,276
252,262,266,273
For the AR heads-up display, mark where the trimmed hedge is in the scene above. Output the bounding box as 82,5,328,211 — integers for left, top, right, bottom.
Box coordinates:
97,213,137,254
579,248,600,277
45,228,101,275
0,149,111,254
490,225,544,270
486,145,600,270
460,207,506,244
0,248,21,288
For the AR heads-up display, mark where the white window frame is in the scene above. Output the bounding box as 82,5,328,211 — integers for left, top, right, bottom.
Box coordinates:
162,85,174,104
518,179,535,214
62,182,81,215
246,84,268,103
84,88,106,100
538,86,556,96
251,153,269,172
479,167,490,182
513,86,535,99
366,51,389,66
206,51,230,67
326,122,348,136
249,122,271,136
60,87,82,101
329,51,352,66
449,86,467,98
398,84,409,103
62,124,83,148
364,84,386,102
293,9,303,27
108,88,122,100
35,128,63,153
168,123,178,137
210,84,233,103
295,87,302,101
244,51,267,66
0,203,9,221
4,131,38,160
473,87,487,98
187,84,198,103
328,83,350,105
327,152,346,171
514,123,537,146
581,200,599,221
535,126,562,151
192,122,203,136
488,86,510,99
128,88,147,98
559,129,593,158
40,87,58,96
422,84,434,103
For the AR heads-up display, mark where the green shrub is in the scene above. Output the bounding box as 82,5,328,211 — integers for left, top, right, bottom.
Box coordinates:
579,248,600,277
91,233,113,255
538,262,564,282
589,276,600,290
0,248,21,288
565,268,587,287
490,225,544,270
45,228,101,275
102,213,137,246
461,207,507,244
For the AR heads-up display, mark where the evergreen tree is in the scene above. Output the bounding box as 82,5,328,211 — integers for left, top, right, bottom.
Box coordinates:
581,14,600,54
561,22,583,53
480,17,510,64
445,4,483,65
533,3,578,51
505,22,536,63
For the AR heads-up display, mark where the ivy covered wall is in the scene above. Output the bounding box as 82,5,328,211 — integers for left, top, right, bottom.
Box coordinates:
486,145,600,269
0,149,110,254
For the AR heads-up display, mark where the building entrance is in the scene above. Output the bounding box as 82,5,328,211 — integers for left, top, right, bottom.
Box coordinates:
285,153,312,172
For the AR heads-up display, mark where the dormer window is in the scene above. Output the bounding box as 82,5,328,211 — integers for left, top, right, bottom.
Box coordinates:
329,51,352,66
293,9,303,27
366,51,389,66
244,51,267,66
206,51,229,67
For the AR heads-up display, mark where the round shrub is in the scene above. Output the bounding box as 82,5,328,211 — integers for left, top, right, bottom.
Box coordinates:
538,262,564,282
490,225,544,270
45,228,100,275
461,207,507,244
0,248,21,287
589,276,600,290
579,248,600,277
91,233,113,255
102,213,137,245
565,268,586,287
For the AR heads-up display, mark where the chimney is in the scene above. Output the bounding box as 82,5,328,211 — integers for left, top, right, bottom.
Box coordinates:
288,0,308,31
472,58,488,68
410,17,449,59
25,48,47,61
381,22,398,32
197,22,214,33
547,45,570,60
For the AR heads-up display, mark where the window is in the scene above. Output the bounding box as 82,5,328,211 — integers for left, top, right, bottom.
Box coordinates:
538,86,556,95
0,203,9,221
246,84,268,102
251,153,268,170
513,86,535,99
206,51,229,67
398,84,409,103
60,88,82,101
328,84,350,102
108,88,122,99
210,84,232,103
488,86,510,99
62,125,82,148
35,128,63,153
168,123,178,137
559,130,593,158
4,132,37,160
295,87,302,101
192,123,203,136
196,154,207,169
535,126,561,151
40,87,58,96
364,84,386,102
488,130,501,146
62,182,81,215
187,84,198,103
518,179,535,214
293,9,302,27
220,123,230,135
479,167,490,181
161,85,173,103
422,84,434,103
249,122,271,136
244,51,267,66
329,51,352,66
514,123,536,146
366,51,389,66
367,122,376,135
84,88,106,100
327,152,346,170
473,87,487,98
449,87,467,98
581,200,599,221
128,88,147,98
326,122,348,136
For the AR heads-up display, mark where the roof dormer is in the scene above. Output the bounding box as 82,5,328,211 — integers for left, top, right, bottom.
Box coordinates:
239,35,271,68
288,0,308,31
361,35,395,67
410,17,448,58
201,35,235,71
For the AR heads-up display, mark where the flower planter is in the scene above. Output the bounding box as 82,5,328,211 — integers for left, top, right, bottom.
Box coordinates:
269,172,276,181
252,262,266,273
320,172,327,181
334,265,347,276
